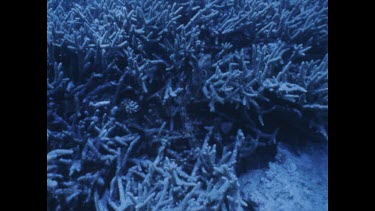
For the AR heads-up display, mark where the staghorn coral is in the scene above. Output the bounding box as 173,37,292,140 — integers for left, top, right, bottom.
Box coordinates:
47,0,327,210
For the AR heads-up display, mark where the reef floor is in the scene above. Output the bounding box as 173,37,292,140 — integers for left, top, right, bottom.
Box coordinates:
239,142,328,211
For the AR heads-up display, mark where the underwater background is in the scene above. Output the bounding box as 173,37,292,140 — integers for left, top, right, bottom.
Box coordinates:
47,0,328,210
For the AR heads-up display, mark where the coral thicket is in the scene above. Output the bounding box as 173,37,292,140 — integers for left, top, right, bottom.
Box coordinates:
47,0,327,210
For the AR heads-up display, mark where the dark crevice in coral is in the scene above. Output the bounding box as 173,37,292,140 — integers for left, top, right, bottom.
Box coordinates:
236,145,278,175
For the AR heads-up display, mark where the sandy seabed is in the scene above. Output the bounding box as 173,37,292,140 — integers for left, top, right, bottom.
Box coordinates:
239,143,328,211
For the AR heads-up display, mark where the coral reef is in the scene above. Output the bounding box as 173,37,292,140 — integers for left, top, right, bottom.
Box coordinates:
47,0,328,210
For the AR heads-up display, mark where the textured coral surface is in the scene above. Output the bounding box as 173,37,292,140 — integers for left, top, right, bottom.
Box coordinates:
47,0,328,210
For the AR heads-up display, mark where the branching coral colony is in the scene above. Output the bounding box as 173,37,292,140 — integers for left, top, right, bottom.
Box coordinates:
47,0,327,210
